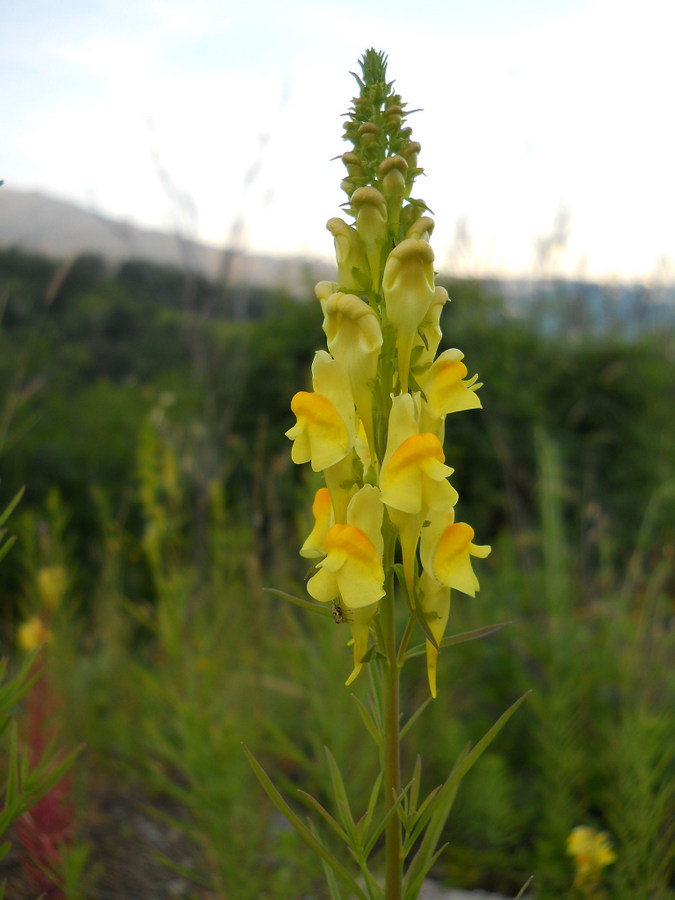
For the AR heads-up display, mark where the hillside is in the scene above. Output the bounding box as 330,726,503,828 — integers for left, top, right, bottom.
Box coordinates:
0,187,333,292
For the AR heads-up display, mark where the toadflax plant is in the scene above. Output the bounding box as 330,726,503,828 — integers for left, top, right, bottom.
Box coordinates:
245,49,528,900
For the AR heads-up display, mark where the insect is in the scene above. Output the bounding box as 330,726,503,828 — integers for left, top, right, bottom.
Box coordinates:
331,600,348,624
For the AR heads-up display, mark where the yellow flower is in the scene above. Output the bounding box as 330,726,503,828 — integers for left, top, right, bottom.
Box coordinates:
307,485,385,683
350,187,388,286
380,394,457,516
321,291,382,459
379,394,458,604
416,349,482,419
18,615,52,651
415,285,449,369
326,218,371,293
567,825,616,888
300,488,334,558
382,238,436,392
420,511,491,598
285,352,356,472
36,564,68,611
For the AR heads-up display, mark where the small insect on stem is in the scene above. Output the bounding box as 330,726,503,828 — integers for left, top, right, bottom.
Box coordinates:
331,600,347,624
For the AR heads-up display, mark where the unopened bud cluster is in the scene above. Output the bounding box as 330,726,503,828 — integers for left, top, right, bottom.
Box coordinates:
286,50,490,696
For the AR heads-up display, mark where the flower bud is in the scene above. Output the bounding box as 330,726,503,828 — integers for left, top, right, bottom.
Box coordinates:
382,238,436,392
326,218,371,292
351,187,388,286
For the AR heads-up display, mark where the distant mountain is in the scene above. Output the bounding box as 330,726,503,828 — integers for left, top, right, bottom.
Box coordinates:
0,188,334,293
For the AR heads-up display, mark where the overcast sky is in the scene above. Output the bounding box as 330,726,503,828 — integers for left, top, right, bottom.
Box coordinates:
2,0,674,281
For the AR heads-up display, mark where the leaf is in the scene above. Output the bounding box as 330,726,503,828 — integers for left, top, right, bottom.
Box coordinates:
264,587,333,618
513,875,533,899
351,694,382,748
400,696,433,740
297,790,349,843
0,487,24,528
403,693,530,894
404,622,511,661
324,747,357,843
243,744,367,900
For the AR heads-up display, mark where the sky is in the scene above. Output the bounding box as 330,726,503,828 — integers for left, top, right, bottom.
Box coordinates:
2,0,674,282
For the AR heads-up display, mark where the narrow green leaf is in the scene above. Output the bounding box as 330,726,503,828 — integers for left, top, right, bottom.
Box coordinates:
400,696,433,740
264,587,332,618
0,536,16,565
351,694,383,747
324,747,357,841
356,771,383,845
297,790,349,843
243,744,367,900
408,756,422,819
513,875,533,899
403,842,448,900
404,622,511,661
404,693,529,893
0,486,24,528
363,786,408,859
319,856,344,900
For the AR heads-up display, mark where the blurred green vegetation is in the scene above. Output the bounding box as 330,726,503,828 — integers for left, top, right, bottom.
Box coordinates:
1,248,673,898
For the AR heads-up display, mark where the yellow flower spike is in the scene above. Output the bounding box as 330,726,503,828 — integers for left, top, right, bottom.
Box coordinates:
300,488,334,558
422,516,491,597
382,238,436,392
419,569,451,698
344,601,379,685
322,291,382,460
417,349,482,418
326,218,371,293
37,564,68,612
350,186,388,287
285,352,356,472
18,615,52,651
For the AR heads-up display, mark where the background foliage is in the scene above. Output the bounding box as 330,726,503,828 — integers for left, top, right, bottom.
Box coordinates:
1,247,673,898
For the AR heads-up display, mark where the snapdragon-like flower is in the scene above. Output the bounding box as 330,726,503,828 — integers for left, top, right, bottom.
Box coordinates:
308,485,385,683
416,349,482,419
420,511,491,598
285,351,356,472
380,393,458,602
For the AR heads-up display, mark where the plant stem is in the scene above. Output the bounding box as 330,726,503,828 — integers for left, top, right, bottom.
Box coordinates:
382,526,402,900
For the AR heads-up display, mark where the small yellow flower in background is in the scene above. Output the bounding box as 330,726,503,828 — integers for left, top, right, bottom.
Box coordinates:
36,564,68,612
18,615,52,651
567,825,617,892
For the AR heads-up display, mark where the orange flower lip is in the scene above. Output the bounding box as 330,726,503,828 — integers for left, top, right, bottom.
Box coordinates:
324,523,381,570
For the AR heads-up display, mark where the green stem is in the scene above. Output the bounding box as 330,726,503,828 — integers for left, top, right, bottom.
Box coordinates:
381,526,402,900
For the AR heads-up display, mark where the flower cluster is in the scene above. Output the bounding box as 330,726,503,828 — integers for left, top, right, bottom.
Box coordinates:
286,50,490,695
